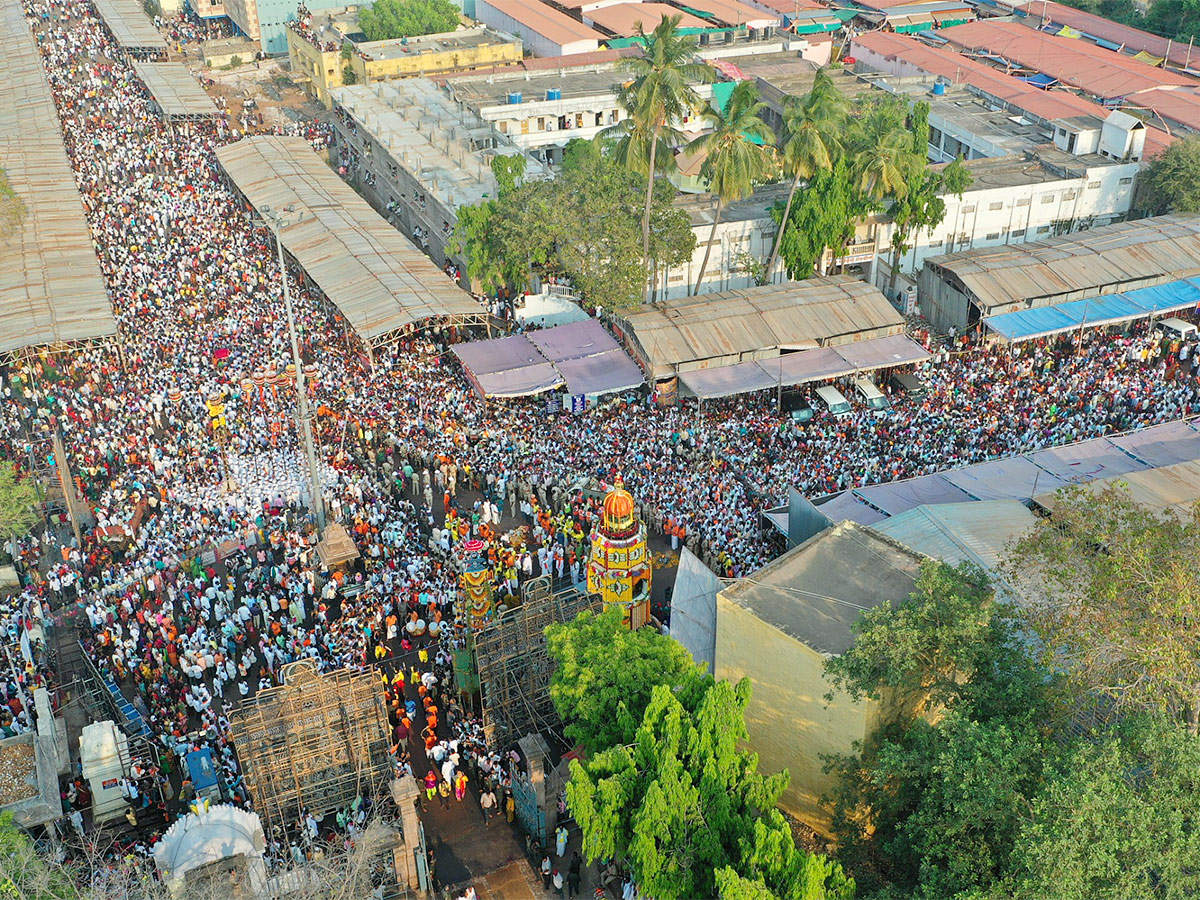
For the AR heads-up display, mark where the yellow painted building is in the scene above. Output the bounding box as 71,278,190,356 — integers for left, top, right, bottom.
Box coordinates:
587,477,651,629
714,521,924,833
287,20,523,108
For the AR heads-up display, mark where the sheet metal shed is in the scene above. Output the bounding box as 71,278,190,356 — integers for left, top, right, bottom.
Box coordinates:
618,277,905,380
215,136,487,350
133,63,220,120
923,216,1200,318
872,500,1035,573
0,0,115,358
91,0,169,56
983,277,1200,341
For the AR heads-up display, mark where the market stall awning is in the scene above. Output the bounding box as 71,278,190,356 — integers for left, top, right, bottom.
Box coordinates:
941,456,1072,501
452,336,563,398
1108,419,1200,467
815,491,889,525
555,350,645,396
680,360,779,399
984,277,1200,342
679,335,929,399
830,334,930,370
1024,437,1149,482
853,475,975,516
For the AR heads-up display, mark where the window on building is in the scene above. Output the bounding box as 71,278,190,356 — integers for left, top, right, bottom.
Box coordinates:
929,125,943,147
537,117,545,131
1119,176,1133,185
1063,190,1077,200
929,238,942,247
1011,228,1026,237
1041,194,1055,203
989,201,1003,211
1088,180,1101,188
986,232,1000,240
1037,225,1051,233
498,121,508,133
1017,197,1031,206
962,205,976,213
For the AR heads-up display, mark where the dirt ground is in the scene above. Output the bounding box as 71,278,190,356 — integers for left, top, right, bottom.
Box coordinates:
177,47,328,132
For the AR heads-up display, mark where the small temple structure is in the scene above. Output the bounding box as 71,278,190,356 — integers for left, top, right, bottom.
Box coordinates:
587,476,651,628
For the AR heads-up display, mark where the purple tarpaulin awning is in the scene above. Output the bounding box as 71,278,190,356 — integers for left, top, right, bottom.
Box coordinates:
473,364,563,398
556,349,644,396
452,335,544,375
941,456,1071,501
528,319,621,361
816,491,889,525
833,334,931,370
1109,420,1200,467
1025,438,1149,483
853,475,975,516
680,361,778,399
452,336,562,397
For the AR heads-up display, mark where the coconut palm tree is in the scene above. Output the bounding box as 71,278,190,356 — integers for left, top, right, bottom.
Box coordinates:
685,80,775,295
609,16,714,268
849,107,912,204
763,69,848,283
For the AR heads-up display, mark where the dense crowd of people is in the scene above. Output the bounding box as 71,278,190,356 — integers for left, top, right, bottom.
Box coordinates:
2,0,1199,890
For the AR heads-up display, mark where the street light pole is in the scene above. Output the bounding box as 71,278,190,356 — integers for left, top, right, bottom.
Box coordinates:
263,207,327,535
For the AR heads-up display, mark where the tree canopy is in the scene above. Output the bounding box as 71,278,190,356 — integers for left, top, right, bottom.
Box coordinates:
0,466,40,546
449,140,694,307
567,679,855,900
1008,485,1200,734
1144,135,1200,214
546,606,704,754
357,0,460,41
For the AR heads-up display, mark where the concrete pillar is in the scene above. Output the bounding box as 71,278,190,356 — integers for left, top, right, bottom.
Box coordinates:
391,777,423,893
518,734,554,841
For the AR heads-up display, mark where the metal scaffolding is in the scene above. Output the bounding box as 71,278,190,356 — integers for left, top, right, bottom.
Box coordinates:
474,579,602,748
228,661,392,834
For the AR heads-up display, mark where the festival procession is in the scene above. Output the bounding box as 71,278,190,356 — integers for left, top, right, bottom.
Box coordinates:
3,0,1200,895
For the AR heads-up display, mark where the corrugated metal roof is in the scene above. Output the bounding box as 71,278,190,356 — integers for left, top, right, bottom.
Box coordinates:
91,0,169,53
0,0,115,355
925,215,1200,313
939,20,1194,101
1036,458,1200,519
214,136,486,344
720,521,924,656
872,500,1035,571
133,62,220,119
619,277,905,378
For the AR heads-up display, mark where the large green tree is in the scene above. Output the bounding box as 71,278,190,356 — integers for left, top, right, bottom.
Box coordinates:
567,679,854,900
608,16,712,276
0,467,40,548
358,0,460,40
772,161,858,279
1145,134,1200,214
1006,715,1200,900
450,142,694,307
546,606,703,754
1008,485,1200,734
764,70,847,282
0,811,78,898
685,80,774,294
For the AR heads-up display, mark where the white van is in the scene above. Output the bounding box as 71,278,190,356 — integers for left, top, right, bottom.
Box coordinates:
815,385,853,418
1156,318,1199,342
853,377,890,411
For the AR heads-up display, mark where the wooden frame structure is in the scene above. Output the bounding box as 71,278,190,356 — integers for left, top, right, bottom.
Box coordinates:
229,661,391,833
475,578,602,747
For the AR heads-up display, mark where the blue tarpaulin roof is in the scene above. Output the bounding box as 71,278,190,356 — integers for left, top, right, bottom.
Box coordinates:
1019,72,1059,87
984,277,1200,341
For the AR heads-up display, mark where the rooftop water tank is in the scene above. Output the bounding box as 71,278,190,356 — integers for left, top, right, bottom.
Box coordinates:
931,81,946,95
507,91,522,104
546,87,562,101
